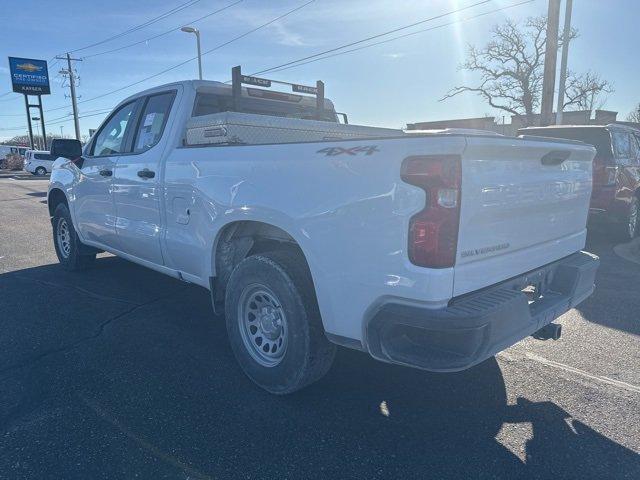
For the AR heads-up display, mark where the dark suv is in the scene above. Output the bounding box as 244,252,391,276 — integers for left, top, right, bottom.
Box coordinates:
518,124,640,239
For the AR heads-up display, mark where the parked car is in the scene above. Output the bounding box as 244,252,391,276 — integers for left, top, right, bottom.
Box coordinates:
518,124,640,239
47,76,599,394
23,149,54,175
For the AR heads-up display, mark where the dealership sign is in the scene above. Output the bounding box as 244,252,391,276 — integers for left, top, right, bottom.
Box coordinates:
8,57,50,95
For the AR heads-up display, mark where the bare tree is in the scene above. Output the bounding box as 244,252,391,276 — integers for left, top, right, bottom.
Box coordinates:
563,71,613,111
1,133,62,148
441,16,611,126
627,104,640,123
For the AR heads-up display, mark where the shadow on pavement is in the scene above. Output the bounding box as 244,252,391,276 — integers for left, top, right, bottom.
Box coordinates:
0,257,638,479
577,227,640,336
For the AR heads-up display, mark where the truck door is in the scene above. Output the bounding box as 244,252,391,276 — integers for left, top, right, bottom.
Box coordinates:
74,100,140,249
112,90,177,265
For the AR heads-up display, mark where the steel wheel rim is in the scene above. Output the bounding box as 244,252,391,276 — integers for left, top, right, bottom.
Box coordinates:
56,217,71,258
629,199,638,239
237,284,288,367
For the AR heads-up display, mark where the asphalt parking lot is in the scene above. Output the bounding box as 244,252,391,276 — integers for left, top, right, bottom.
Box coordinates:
0,171,639,479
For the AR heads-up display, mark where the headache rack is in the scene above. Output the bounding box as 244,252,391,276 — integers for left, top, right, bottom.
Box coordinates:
231,65,328,121
183,66,403,146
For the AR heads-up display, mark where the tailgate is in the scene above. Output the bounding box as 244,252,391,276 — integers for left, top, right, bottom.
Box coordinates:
453,136,595,296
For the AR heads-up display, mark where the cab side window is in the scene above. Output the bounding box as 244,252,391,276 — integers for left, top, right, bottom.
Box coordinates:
90,101,137,157
132,92,175,153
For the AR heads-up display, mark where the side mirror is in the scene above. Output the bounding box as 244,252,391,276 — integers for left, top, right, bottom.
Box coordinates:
51,139,82,160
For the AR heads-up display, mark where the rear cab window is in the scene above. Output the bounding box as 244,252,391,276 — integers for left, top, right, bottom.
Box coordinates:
192,91,338,122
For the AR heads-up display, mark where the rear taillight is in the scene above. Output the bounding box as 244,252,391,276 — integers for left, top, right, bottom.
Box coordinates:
401,155,462,268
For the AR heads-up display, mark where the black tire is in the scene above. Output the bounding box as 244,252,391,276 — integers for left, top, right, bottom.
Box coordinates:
224,251,336,394
52,203,96,271
35,166,47,176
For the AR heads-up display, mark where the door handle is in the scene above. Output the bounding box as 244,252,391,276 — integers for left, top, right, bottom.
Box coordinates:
99,169,113,177
137,169,155,179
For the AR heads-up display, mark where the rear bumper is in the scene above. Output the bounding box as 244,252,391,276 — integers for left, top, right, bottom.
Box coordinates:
365,251,599,372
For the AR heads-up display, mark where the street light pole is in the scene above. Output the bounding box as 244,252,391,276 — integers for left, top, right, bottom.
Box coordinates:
181,26,202,80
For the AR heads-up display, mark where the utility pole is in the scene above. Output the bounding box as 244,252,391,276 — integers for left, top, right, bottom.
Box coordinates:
540,0,561,126
56,53,82,140
555,0,573,125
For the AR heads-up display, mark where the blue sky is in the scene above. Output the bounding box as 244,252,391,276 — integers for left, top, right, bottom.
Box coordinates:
1,0,638,142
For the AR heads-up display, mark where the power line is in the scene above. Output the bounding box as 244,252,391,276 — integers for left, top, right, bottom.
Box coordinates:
82,0,242,59
42,0,315,112
67,0,205,54
0,109,114,132
266,0,537,75
2,0,315,132
1,2,240,110
250,0,494,76
3,0,533,133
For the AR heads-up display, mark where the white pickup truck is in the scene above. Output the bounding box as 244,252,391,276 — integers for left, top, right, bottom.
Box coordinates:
48,71,599,394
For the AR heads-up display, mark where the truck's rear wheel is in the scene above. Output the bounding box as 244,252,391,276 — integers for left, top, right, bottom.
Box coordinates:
52,203,96,271
224,251,336,394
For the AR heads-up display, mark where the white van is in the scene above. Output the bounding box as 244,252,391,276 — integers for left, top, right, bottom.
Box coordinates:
23,150,54,175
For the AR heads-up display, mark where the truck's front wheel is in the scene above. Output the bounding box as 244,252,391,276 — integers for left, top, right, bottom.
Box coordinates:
52,203,96,271
224,251,335,394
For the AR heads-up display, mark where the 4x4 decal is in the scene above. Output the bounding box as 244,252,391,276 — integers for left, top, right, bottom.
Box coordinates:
317,145,379,156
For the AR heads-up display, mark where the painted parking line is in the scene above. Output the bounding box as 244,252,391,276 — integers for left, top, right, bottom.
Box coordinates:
500,351,640,394
79,393,214,480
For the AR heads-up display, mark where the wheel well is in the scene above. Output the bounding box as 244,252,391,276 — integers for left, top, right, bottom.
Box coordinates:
211,221,307,313
47,188,68,218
